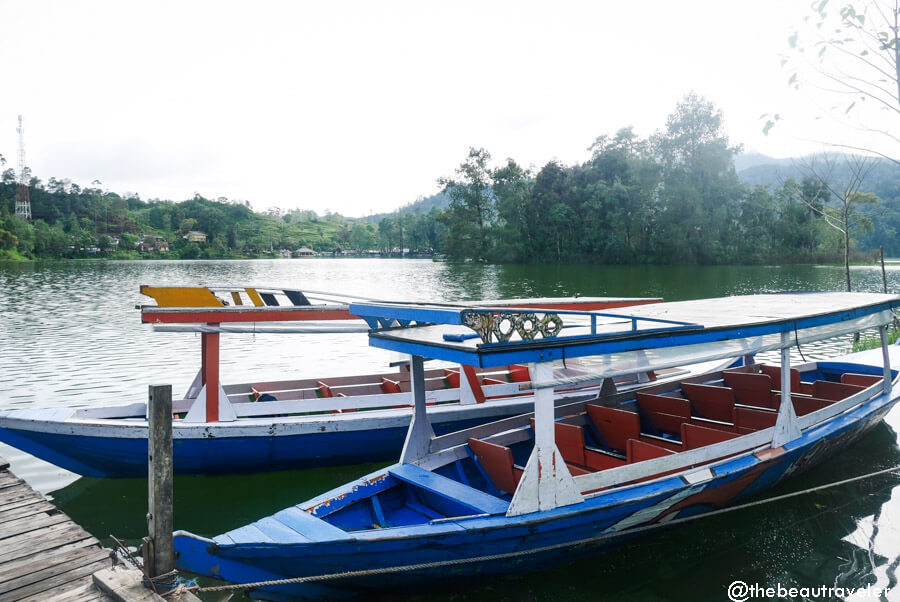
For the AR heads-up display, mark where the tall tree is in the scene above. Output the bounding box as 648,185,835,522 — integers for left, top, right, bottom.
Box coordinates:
651,93,744,263
438,148,496,261
492,158,532,262
799,153,879,290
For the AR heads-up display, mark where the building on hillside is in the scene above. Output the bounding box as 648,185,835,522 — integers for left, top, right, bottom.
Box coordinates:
184,231,208,243
294,246,316,257
137,235,169,252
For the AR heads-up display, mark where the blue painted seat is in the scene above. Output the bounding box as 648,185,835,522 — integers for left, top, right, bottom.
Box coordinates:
389,463,509,515
216,505,353,545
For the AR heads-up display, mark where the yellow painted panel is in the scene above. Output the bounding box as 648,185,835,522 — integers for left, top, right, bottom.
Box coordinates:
140,286,225,307
231,291,243,306
245,288,264,307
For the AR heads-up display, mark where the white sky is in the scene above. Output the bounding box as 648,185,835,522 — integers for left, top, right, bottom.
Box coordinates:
0,0,868,217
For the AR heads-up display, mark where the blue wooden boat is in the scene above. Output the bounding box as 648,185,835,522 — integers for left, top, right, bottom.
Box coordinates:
0,286,668,477
173,292,900,600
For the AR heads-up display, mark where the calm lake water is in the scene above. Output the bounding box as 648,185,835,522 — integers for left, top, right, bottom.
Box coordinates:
3,258,900,601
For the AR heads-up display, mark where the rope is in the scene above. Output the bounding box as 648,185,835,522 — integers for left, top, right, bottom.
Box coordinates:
195,463,900,594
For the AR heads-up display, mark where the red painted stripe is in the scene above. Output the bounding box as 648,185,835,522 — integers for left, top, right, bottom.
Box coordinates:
141,308,356,324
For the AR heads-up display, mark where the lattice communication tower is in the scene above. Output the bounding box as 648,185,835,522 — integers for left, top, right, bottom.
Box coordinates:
15,115,31,221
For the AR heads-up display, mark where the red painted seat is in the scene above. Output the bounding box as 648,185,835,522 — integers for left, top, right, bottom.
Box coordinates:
507,364,531,383
790,395,833,416
759,364,809,392
468,438,523,494
723,371,777,409
812,380,865,401
841,373,882,388
680,382,735,423
443,369,460,388
553,421,587,466
626,439,676,463
381,377,402,394
635,393,691,435
681,422,740,449
732,406,777,433
586,404,640,452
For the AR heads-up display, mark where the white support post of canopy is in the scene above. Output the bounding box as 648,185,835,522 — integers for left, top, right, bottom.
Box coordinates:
400,355,435,464
183,382,237,422
772,331,800,448
508,362,583,517
881,325,893,396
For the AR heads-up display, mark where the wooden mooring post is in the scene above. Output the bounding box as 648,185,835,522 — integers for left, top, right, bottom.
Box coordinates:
144,384,175,583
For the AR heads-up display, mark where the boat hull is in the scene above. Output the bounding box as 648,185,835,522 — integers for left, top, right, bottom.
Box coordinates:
0,402,537,477
173,368,900,599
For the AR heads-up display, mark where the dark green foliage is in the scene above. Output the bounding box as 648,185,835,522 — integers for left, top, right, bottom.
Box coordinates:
0,183,386,259
431,94,898,265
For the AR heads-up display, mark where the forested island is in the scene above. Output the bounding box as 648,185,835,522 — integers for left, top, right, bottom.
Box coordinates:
1,94,898,264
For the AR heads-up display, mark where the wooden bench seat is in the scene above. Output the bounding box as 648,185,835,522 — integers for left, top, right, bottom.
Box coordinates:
680,382,735,423
388,463,509,515
723,371,777,409
467,438,524,495
626,438,676,463
635,393,691,436
790,395,833,416
813,380,866,401
586,403,683,454
759,365,814,395
681,422,740,449
733,406,777,434
586,404,641,452
841,373,883,388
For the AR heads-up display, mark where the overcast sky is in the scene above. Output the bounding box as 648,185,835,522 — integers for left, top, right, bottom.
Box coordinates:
0,1,861,217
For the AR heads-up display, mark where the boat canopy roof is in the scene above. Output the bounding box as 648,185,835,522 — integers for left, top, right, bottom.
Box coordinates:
350,293,900,376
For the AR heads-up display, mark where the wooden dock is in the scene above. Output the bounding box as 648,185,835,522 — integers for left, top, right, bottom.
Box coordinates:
0,455,113,602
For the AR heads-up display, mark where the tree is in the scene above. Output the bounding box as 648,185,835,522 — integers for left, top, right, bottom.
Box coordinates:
492,159,532,262
179,218,197,234
778,0,900,163
798,153,879,290
438,148,495,261
651,93,744,263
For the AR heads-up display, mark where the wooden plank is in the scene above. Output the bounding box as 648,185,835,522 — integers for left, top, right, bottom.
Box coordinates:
0,488,45,513
0,546,109,590
0,545,108,585
389,463,509,515
0,499,57,524
0,523,95,563
18,577,105,602
0,511,69,540
0,557,111,601
0,532,97,566
0,474,23,490
0,539,105,581
93,565,162,602
0,464,117,602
